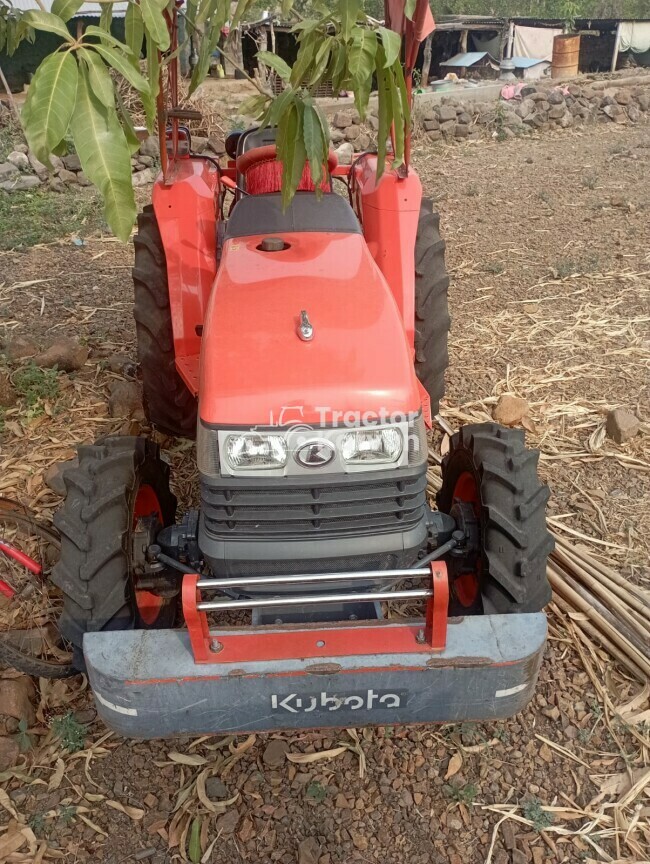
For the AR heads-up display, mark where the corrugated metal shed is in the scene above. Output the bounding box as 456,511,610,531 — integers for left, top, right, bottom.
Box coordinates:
11,0,128,17
510,56,549,68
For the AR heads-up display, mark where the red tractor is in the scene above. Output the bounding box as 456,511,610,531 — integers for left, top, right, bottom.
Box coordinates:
51,7,552,736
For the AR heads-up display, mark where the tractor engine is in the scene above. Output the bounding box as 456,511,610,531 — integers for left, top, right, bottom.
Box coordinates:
193,192,430,584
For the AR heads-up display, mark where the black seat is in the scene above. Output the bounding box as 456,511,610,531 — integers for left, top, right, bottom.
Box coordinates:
225,192,361,239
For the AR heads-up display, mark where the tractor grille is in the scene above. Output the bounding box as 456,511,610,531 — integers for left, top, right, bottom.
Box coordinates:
201,471,428,540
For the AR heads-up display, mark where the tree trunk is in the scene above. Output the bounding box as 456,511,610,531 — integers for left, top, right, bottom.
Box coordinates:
421,33,433,85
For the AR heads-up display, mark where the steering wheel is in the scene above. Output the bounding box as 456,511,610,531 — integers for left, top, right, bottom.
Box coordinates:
236,144,338,176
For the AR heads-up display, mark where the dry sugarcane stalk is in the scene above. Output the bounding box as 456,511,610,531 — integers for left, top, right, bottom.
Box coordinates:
552,596,648,684
551,548,650,650
547,563,650,679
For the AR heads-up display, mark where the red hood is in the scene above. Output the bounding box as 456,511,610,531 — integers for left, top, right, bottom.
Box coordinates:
199,232,421,427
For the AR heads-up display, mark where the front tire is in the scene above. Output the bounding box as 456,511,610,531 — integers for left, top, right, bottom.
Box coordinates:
437,423,553,614
52,437,177,670
414,199,451,415
133,206,198,439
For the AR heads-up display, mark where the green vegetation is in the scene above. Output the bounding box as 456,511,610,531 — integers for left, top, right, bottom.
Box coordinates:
51,711,87,753
306,781,328,803
522,797,554,831
0,188,103,250
13,364,59,409
15,718,33,752
444,782,478,805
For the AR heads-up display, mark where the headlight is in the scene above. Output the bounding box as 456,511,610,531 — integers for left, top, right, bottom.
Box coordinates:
225,433,287,471
340,427,403,465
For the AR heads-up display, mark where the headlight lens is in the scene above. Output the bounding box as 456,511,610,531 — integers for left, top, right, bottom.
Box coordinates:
225,433,287,470
340,427,403,465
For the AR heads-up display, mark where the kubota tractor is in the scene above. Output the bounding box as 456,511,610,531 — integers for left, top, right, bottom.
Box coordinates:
51,4,553,737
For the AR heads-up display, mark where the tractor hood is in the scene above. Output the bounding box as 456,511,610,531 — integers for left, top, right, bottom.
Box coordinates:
199,231,421,427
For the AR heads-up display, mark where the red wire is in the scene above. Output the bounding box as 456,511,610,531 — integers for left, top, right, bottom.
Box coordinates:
0,539,42,576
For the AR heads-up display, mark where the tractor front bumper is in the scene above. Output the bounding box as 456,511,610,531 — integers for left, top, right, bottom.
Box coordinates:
84,612,546,738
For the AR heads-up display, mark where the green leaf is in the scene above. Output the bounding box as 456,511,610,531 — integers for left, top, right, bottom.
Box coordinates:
348,26,377,86
99,2,113,33
93,43,151,94
116,89,141,154
339,0,359,41
302,100,323,188
124,3,144,62
277,99,306,211
308,35,332,87
388,60,405,171
51,0,83,23
256,50,291,82
405,0,417,18
378,26,401,67
79,47,114,108
289,31,318,87
71,63,136,242
22,10,72,42
143,33,159,129
83,25,134,54
239,93,269,118
375,44,392,182
22,49,78,166
141,0,170,52
188,818,201,864
262,85,294,128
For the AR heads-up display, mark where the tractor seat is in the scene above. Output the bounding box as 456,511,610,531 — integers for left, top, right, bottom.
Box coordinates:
225,192,361,239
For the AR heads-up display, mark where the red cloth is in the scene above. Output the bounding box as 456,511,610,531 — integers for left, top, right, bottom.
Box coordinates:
384,0,435,42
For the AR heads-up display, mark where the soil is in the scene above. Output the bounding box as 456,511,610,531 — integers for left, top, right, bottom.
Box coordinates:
0,123,648,864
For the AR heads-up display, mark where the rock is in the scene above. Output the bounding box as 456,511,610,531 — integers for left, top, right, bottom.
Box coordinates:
547,89,565,105
76,171,91,187
0,371,17,407
333,111,353,129
454,124,469,138
139,135,160,158
345,124,361,140
334,142,354,166
49,177,67,193
603,104,625,122
440,119,456,134
132,168,156,187
4,334,39,361
215,809,239,834
329,128,345,144
627,105,640,123
14,142,28,154
43,458,77,496
58,168,78,184
263,738,290,767
493,394,529,427
0,161,19,180
567,84,582,97
606,408,640,444
8,151,30,171
205,776,229,800
515,98,535,119
207,136,226,155
138,155,155,167
356,132,370,150
0,677,36,724
0,174,41,192
34,338,89,373
536,100,550,114
559,112,573,128
548,105,566,120
426,130,442,142
0,736,20,771
368,114,379,130
637,93,649,111
108,380,144,419
62,153,82,172
423,118,439,131
505,113,524,129
615,89,631,105
298,837,321,864
438,105,457,122
104,353,137,376
457,111,472,125
530,92,548,102
520,85,537,97
524,112,545,129
192,135,208,153
28,152,51,178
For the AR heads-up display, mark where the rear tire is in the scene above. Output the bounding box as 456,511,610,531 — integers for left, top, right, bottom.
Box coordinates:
52,437,177,670
414,199,450,415
437,423,553,614
133,206,197,439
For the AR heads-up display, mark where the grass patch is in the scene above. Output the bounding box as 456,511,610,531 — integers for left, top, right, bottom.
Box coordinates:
306,781,327,803
51,710,87,753
13,364,59,410
444,783,478,805
0,188,104,250
522,797,554,831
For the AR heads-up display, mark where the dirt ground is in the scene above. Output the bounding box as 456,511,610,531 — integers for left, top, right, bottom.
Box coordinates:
0,121,649,864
